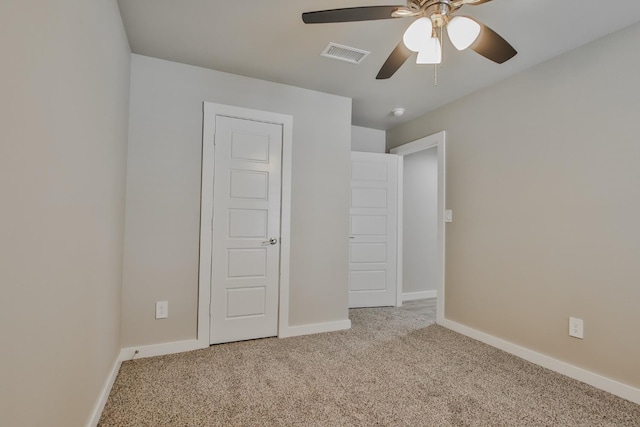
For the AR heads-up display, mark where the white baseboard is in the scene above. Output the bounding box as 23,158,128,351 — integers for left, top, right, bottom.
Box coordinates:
119,339,206,362
87,356,121,427
439,318,640,405
119,321,353,360
403,290,437,301
279,319,352,338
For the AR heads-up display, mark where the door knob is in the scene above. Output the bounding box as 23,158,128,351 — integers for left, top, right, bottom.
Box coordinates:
262,237,278,245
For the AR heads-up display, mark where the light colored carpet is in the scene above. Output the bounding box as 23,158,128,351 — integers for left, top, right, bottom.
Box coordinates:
100,307,640,426
399,298,437,318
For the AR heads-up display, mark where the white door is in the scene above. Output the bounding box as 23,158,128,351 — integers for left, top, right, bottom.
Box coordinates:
349,152,399,308
210,116,282,344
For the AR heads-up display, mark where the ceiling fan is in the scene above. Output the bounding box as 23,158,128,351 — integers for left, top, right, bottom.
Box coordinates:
302,0,517,79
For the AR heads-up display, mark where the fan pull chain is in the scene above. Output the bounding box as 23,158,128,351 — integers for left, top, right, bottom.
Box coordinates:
433,25,444,86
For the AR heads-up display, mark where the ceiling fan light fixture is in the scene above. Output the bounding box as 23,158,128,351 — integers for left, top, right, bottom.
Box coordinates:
302,1,517,80
447,16,481,51
402,17,432,52
416,37,442,64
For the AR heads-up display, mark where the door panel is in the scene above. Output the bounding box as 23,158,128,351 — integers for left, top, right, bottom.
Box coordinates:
228,209,267,238
350,270,387,291
230,132,270,162
351,188,388,208
352,161,388,181
226,287,266,317
227,249,267,277
350,243,387,263
351,215,387,236
349,152,399,308
229,170,269,199
210,116,282,344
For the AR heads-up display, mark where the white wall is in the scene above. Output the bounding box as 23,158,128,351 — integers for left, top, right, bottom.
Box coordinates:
351,125,385,153
388,22,640,389
122,55,352,347
0,1,131,425
403,148,438,296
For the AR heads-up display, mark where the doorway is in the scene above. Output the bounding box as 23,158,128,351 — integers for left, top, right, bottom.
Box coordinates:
402,147,438,300
391,131,446,323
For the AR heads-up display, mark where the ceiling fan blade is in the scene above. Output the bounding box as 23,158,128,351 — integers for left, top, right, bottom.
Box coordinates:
302,6,403,24
376,42,412,79
469,20,517,64
452,0,493,6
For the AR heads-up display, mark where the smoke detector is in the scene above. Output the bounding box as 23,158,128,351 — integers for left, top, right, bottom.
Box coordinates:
392,107,405,117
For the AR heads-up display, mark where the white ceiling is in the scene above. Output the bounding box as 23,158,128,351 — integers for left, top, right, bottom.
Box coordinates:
117,0,640,130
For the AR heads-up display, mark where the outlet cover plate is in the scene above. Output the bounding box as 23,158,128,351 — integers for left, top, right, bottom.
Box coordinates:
156,301,168,319
569,317,583,339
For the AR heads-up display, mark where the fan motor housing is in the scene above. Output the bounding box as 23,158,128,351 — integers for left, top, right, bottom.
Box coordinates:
420,0,454,28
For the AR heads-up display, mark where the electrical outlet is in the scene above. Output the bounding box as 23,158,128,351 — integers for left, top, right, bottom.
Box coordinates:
156,301,168,319
569,317,583,339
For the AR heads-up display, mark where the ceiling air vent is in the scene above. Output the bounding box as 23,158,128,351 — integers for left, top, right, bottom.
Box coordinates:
321,42,370,64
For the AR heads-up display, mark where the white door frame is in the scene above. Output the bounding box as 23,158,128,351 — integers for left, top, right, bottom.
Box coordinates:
198,102,293,347
390,131,446,324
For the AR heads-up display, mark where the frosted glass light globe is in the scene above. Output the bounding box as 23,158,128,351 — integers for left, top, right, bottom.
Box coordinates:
447,16,481,51
403,17,433,52
416,37,442,64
